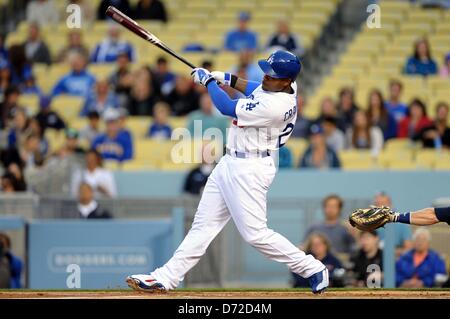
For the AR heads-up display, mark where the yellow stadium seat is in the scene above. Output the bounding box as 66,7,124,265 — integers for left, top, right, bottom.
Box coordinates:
383,159,418,170
51,96,84,122
169,117,188,129
435,160,450,170
88,64,115,80
126,117,151,139
378,149,414,168
18,95,40,115
416,150,450,169
285,138,307,165
339,150,377,170
45,129,66,154
384,138,416,151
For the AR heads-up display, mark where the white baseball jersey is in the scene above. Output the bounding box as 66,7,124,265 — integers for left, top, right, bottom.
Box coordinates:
226,82,298,153
149,81,325,290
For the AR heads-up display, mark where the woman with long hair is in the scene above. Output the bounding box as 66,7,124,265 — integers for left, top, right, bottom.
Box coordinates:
404,38,437,76
397,99,433,139
292,233,344,288
366,89,397,140
346,110,384,156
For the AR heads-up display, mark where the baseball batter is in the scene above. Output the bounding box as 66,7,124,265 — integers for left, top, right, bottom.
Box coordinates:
127,50,329,294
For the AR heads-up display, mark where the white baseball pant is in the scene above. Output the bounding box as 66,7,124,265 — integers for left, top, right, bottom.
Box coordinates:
151,154,325,289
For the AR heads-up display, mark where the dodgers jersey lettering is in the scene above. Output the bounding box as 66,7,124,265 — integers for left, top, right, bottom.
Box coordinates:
227,82,298,153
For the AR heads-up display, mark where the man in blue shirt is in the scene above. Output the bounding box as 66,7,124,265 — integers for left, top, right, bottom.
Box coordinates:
385,80,408,123
91,25,136,63
51,52,96,98
91,108,133,162
224,12,258,52
373,192,412,257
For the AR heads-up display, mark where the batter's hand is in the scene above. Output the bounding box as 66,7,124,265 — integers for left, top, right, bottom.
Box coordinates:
211,71,232,86
191,68,215,87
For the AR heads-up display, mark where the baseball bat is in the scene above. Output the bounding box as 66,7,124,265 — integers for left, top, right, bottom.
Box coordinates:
105,6,197,69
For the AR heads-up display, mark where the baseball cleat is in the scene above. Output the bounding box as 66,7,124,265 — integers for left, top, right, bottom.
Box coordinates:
126,274,166,293
308,267,329,294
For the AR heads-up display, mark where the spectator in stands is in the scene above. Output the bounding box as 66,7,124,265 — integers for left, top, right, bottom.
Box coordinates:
97,0,131,20
0,233,23,288
20,133,46,169
5,45,34,92
7,162,27,191
0,86,20,130
92,108,133,162
440,53,450,78
29,118,49,156
0,34,7,67
35,96,66,134
23,23,52,65
397,98,433,139
79,111,101,145
183,144,217,195
266,19,304,56
404,38,438,76
165,75,199,116
292,93,311,138
133,0,168,22
67,0,95,27
77,182,112,219
417,102,450,149
346,110,384,156
373,192,412,257
201,60,213,72
396,228,447,288
304,194,354,254
147,102,172,140
71,149,117,198
337,87,359,130
350,230,383,287
229,50,264,82
55,30,90,63
385,79,408,123
91,25,136,63
7,107,32,149
367,89,397,141
57,128,85,159
1,172,18,193
292,233,344,288
51,52,96,97
127,66,160,116
314,97,345,132
26,0,59,26
109,51,133,104
153,56,176,96
187,93,229,140
300,124,341,169
322,116,345,152
0,242,11,288
81,78,119,116
224,12,258,52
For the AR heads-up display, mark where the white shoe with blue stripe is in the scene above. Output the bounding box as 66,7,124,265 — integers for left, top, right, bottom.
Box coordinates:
308,268,329,294
126,274,166,292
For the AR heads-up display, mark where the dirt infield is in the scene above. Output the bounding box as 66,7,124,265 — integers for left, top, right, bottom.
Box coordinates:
1,289,450,299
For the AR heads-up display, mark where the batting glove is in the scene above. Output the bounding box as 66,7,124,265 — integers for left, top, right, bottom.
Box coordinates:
211,71,233,86
191,68,215,87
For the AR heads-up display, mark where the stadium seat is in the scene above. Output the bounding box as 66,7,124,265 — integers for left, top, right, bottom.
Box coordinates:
51,96,84,122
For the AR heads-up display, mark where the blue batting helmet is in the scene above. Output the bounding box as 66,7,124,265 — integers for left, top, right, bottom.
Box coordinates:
258,50,301,81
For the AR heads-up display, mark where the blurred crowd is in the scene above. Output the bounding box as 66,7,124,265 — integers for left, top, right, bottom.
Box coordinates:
290,192,449,288
0,1,448,194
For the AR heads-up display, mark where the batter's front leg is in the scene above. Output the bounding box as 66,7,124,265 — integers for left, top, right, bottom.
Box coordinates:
150,175,231,290
220,158,326,280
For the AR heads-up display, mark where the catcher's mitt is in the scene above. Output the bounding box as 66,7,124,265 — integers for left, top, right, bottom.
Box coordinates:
349,206,395,231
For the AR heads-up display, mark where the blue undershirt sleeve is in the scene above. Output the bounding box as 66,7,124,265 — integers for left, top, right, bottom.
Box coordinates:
207,81,238,118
